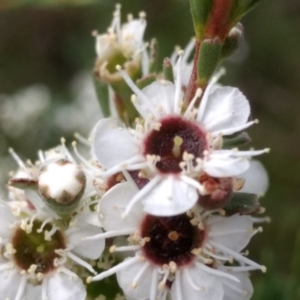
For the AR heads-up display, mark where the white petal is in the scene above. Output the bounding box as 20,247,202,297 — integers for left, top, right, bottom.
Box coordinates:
66,221,105,260
0,202,16,238
204,156,250,177
92,118,139,169
171,265,223,300
121,19,146,49
0,268,23,300
100,182,144,231
47,272,86,300
117,259,153,300
26,283,42,300
137,81,176,118
239,160,269,195
199,87,250,134
207,214,253,252
220,269,253,300
142,176,198,216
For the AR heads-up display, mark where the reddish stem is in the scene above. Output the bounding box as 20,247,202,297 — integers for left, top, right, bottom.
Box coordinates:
205,0,233,40
184,40,201,104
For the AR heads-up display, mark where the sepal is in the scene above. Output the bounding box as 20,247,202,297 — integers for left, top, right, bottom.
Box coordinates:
223,192,260,215
222,131,251,149
163,57,174,83
197,38,222,86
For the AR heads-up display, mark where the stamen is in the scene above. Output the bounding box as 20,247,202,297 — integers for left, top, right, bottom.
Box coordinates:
131,261,150,289
182,37,196,64
116,66,159,119
174,51,184,114
83,228,135,241
184,268,200,290
175,270,183,300
158,269,169,290
89,256,139,282
44,226,59,241
67,252,97,275
110,245,140,253
8,148,27,171
150,268,159,300
37,149,46,163
209,241,266,272
74,132,90,146
195,262,240,282
60,137,76,163
184,88,202,118
122,175,161,218
211,120,259,137
37,217,53,233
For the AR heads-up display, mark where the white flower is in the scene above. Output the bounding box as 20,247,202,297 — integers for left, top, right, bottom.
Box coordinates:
92,54,268,217
0,199,104,300
94,4,149,82
86,182,265,300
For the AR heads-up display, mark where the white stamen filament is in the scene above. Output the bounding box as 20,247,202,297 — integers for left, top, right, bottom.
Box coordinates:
174,51,184,114
60,137,76,163
72,141,101,174
184,268,201,290
175,270,183,300
111,245,140,253
37,217,53,233
100,155,144,178
67,252,97,275
158,269,169,290
182,38,195,64
116,66,159,119
74,132,90,146
184,88,202,118
211,120,258,137
195,262,240,282
84,228,135,241
90,256,139,282
150,268,159,300
122,175,161,218
209,241,266,272
131,261,150,289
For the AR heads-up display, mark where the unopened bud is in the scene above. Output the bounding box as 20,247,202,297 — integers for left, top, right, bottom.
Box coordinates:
38,159,86,214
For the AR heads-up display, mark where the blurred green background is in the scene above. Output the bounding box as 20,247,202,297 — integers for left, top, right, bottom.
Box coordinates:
0,0,299,299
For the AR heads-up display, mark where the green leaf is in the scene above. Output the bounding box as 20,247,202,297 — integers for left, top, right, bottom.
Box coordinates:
223,192,260,215
163,57,174,83
197,38,222,86
222,131,251,149
93,78,110,117
189,0,213,40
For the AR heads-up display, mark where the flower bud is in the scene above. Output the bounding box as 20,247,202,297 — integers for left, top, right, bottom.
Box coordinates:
221,23,244,59
38,159,86,214
198,174,233,209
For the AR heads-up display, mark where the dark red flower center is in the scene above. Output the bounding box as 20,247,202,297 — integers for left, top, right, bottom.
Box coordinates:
140,214,205,267
12,220,66,274
143,116,207,174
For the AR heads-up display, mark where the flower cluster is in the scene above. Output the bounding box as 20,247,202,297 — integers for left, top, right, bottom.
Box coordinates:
1,2,269,300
